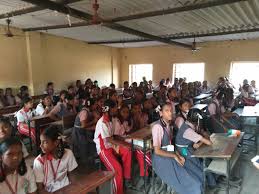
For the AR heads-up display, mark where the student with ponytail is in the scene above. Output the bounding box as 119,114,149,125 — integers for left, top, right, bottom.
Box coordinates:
0,137,37,194
33,126,78,193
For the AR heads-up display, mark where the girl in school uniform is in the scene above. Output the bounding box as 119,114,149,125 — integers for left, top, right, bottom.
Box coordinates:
5,88,16,106
152,103,203,194
33,126,78,193
0,89,8,108
175,108,216,189
0,117,29,158
44,82,55,100
94,99,132,194
123,81,133,99
35,95,53,116
16,97,37,143
15,86,29,105
175,98,191,130
0,137,37,194
167,87,179,119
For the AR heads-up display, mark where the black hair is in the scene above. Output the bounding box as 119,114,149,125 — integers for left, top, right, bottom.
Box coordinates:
0,116,12,130
110,83,115,88
21,96,32,109
118,104,132,126
179,98,191,107
187,108,203,124
0,137,27,182
124,81,129,85
47,82,53,87
109,90,117,99
41,126,64,159
65,94,74,101
20,85,28,93
104,99,117,109
59,90,68,97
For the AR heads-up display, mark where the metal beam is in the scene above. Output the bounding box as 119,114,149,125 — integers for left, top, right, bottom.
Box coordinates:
0,0,83,20
21,0,191,48
87,27,259,44
23,0,246,31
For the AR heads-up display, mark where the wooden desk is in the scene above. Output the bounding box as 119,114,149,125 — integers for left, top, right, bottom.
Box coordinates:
234,106,259,117
53,171,114,194
108,137,132,149
192,133,244,194
191,104,208,111
0,105,19,115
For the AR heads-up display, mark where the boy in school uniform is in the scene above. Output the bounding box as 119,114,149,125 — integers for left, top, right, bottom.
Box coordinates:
94,99,132,194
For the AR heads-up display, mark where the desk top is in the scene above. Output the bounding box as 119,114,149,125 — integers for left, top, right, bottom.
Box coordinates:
234,106,259,117
194,93,212,100
191,104,208,110
108,137,132,149
192,132,243,158
128,125,152,141
53,171,114,194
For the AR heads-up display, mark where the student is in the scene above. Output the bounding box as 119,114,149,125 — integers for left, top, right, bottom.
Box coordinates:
33,126,78,193
167,87,178,118
72,99,99,163
123,81,133,99
131,103,148,131
44,82,55,99
0,137,37,194
94,100,132,194
201,80,211,94
110,83,116,91
5,88,16,106
35,95,53,116
67,85,76,96
165,78,172,88
251,80,257,93
175,98,191,130
48,94,77,121
113,105,132,136
75,80,82,93
0,88,7,108
175,108,216,190
143,98,159,124
16,97,37,143
0,116,29,158
15,86,29,105
152,103,203,194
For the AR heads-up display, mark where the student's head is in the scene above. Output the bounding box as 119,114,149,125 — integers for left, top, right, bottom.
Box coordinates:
118,105,130,121
42,95,52,107
166,78,170,84
103,99,118,118
94,80,98,86
131,103,142,115
158,103,173,122
21,97,33,110
174,78,179,84
168,87,177,99
5,88,13,96
123,81,129,89
109,83,115,90
65,94,75,106
243,79,248,85
46,82,54,95
187,108,203,125
135,90,144,102
202,80,207,87
179,98,191,113
0,89,3,96
76,80,81,88
132,82,137,88
251,80,256,87
0,137,26,182
19,85,29,96
143,99,153,110
40,126,64,159
109,90,118,102
96,96,105,108
0,117,12,142
148,80,152,85
59,90,68,102
68,85,75,95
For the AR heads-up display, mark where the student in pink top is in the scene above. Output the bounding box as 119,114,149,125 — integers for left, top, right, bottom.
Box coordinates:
175,98,191,130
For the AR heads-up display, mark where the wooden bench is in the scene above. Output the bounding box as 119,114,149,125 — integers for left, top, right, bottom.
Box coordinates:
53,171,114,194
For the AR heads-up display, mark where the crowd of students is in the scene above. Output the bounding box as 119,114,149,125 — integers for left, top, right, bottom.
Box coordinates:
0,76,258,194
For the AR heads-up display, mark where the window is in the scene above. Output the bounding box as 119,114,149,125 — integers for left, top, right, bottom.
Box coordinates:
229,62,259,89
129,64,153,84
173,63,205,82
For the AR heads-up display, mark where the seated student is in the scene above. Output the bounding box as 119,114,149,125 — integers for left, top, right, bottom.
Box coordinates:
94,80,99,87
152,103,204,194
68,85,76,97
167,87,179,118
48,94,77,121
0,137,37,194
175,108,216,190
239,79,254,98
72,98,99,163
110,83,116,91
0,88,8,108
251,80,257,93
165,78,172,88
75,80,82,94
16,97,37,143
133,89,145,104
155,85,167,105
44,82,55,99
15,86,29,105
123,81,133,99
35,95,53,116
131,103,148,131
94,100,132,194
58,90,68,104
180,83,194,105
145,80,153,93
5,88,16,106
90,85,100,99
175,98,191,130
143,98,159,124
0,116,29,158
201,80,211,94
33,126,78,193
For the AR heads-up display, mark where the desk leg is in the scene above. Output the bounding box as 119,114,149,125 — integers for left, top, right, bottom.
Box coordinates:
226,159,230,194
143,140,147,193
203,158,206,194
98,178,113,194
131,139,134,184
35,127,40,155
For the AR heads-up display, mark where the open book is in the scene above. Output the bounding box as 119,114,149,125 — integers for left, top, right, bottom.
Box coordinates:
251,155,259,164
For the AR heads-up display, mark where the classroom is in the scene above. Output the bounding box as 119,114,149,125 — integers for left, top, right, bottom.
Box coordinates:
0,0,259,194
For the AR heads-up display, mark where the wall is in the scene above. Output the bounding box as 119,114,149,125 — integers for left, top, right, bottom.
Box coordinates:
0,27,120,95
120,39,259,87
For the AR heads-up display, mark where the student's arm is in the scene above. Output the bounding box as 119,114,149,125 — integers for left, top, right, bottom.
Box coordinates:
253,162,259,170
47,104,61,121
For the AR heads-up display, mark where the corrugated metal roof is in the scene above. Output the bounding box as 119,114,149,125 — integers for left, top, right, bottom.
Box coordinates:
1,0,259,47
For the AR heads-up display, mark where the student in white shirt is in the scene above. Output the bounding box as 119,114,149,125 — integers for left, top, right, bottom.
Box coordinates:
0,117,29,158
0,137,37,194
33,126,78,193
35,95,53,116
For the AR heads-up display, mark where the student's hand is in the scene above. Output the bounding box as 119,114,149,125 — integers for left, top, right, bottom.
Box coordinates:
193,143,200,149
174,155,185,166
253,162,259,170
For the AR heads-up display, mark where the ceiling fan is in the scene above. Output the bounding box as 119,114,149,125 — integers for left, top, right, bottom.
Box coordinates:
1,19,23,38
91,0,102,25
191,37,201,52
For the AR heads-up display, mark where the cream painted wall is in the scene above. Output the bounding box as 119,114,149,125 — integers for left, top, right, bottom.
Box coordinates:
120,39,259,87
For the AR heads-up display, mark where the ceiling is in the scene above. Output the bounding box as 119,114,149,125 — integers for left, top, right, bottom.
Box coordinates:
0,0,259,48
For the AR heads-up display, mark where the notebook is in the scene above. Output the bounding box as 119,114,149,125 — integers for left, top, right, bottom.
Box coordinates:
251,155,259,164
